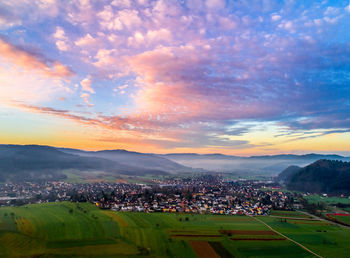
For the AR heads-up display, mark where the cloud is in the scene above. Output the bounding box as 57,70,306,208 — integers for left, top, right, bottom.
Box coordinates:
271,14,281,21
345,4,350,13
53,26,70,51
0,37,74,105
205,0,225,10
93,48,119,68
75,33,97,47
0,65,70,104
0,37,74,78
0,0,60,30
80,92,93,106
97,6,142,31
10,102,257,150
80,76,95,94
0,6,22,28
64,0,95,26
113,84,128,94
55,40,68,51
13,103,101,125
111,0,131,9
2,0,350,152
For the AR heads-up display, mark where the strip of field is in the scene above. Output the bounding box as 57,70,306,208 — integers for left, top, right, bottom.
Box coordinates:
250,215,323,258
170,230,198,233
171,234,221,238
326,213,350,226
208,242,233,258
220,230,277,235
15,217,35,235
190,241,220,258
102,210,129,227
269,216,320,221
269,210,312,218
289,221,331,225
210,216,254,221
231,237,286,241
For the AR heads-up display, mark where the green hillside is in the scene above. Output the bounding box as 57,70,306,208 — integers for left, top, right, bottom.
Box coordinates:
1,202,350,257
287,159,350,195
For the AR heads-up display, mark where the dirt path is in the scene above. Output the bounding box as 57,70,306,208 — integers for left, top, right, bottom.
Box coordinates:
248,215,323,258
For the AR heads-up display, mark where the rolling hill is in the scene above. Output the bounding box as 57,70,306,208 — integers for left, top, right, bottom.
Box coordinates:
276,165,301,182
0,145,172,182
285,159,350,195
1,144,349,182
58,148,192,173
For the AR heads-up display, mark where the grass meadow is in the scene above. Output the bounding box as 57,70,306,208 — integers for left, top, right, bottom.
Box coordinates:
0,202,350,257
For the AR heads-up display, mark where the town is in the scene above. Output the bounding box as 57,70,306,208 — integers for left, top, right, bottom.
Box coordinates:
0,175,296,216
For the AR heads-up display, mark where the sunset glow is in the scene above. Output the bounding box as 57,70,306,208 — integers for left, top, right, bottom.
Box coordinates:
1,0,350,155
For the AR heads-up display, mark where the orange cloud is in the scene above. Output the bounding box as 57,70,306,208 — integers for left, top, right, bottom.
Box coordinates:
127,45,221,121
0,38,74,78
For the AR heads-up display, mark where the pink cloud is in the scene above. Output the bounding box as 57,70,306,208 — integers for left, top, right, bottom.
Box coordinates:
2,0,348,151
0,38,74,78
80,76,95,94
75,33,97,47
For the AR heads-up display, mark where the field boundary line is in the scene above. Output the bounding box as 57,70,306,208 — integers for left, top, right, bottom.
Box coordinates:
299,210,350,229
268,216,319,221
248,215,323,258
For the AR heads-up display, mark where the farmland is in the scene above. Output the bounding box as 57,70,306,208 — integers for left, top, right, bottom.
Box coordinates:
0,202,350,257
326,213,350,226
304,195,350,206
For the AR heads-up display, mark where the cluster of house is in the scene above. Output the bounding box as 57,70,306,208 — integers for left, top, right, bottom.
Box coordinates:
97,181,293,215
0,176,295,215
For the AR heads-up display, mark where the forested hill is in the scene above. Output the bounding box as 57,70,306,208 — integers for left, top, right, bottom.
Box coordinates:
286,159,350,195
276,165,301,182
0,145,170,182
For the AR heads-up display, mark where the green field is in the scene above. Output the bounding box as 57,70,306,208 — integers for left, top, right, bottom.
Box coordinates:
259,216,350,258
304,195,350,205
327,214,350,226
335,215,350,225
0,203,350,257
269,210,312,218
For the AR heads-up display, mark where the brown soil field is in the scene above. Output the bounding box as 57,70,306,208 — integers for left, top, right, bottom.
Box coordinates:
219,230,277,235
190,241,220,258
209,241,234,258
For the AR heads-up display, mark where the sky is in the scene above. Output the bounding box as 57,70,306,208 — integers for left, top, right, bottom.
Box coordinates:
0,0,350,155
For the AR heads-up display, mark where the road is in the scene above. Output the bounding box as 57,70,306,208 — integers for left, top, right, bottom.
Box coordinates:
248,215,323,258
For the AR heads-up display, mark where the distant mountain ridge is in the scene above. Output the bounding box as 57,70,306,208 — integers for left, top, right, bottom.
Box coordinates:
283,159,350,195
0,144,349,182
58,148,192,173
0,145,186,182
163,153,346,160
161,153,350,175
